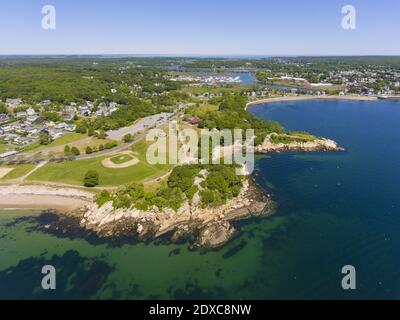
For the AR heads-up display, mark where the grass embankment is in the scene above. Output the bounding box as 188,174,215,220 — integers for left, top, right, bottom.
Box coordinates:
22,133,86,153
0,164,36,180
0,144,12,154
270,132,317,144
27,141,172,186
187,104,219,119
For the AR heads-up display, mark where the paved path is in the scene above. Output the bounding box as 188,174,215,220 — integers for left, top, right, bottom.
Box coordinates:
20,161,48,181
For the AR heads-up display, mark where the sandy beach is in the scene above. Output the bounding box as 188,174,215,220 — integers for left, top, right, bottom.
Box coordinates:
246,95,378,109
0,185,94,212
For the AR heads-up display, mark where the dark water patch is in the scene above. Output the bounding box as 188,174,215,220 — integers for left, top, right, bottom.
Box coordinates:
168,248,181,257
215,268,223,278
27,211,111,246
222,240,247,259
168,280,225,300
25,211,151,248
4,215,36,228
0,250,114,299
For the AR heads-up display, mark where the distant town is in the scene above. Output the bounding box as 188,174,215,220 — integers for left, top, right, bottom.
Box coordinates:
1,56,399,163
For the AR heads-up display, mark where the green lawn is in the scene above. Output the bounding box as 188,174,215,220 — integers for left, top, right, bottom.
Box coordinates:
0,164,36,180
110,154,134,164
0,144,12,154
23,133,86,153
189,104,219,118
27,155,171,186
270,132,317,144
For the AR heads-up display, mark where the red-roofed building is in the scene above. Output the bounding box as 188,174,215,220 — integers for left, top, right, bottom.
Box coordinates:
190,117,203,125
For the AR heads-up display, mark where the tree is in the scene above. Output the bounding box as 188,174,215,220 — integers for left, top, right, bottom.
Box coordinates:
0,102,7,114
105,141,117,149
98,129,106,140
96,190,112,207
99,144,104,151
75,123,87,134
123,133,133,143
64,145,71,155
85,146,93,154
84,170,99,187
39,131,52,145
70,146,80,156
88,127,95,136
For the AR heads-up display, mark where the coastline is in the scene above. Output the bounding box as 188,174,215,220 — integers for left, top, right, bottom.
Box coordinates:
0,185,94,212
76,177,271,248
1,178,272,248
246,94,378,110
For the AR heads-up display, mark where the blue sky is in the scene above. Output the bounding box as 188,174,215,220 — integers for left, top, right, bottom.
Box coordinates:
0,0,399,55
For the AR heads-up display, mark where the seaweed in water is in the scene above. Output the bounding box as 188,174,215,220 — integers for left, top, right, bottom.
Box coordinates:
222,240,248,259
0,250,114,299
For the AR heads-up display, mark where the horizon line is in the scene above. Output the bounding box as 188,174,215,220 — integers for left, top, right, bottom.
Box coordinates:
1,53,400,58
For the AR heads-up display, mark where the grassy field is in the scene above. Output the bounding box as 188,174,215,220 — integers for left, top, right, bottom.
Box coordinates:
270,132,317,144
0,164,36,180
27,141,172,186
110,154,134,164
23,133,87,153
0,144,12,154
187,104,219,118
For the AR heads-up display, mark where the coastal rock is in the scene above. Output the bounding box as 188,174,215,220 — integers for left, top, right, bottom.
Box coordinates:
51,178,272,249
197,221,236,248
255,133,344,153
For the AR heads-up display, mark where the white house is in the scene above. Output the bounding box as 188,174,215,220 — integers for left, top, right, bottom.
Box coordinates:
6,98,23,107
27,107,36,116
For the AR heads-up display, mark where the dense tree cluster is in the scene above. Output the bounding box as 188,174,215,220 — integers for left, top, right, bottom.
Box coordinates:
95,164,243,211
0,59,183,104
192,94,285,146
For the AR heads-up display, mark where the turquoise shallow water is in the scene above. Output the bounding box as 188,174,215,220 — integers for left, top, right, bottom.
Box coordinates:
1,99,400,299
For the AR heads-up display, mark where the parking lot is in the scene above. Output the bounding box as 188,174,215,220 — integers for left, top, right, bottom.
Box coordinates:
106,112,173,141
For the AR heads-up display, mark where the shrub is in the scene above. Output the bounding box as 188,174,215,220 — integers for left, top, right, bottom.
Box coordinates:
70,146,80,156
98,130,106,140
113,194,132,209
83,170,99,187
64,145,71,155
105,141,118,149
39,131,52,145
75,123,87,134
200,189,222,207
96,190,112,207
123,133,133,143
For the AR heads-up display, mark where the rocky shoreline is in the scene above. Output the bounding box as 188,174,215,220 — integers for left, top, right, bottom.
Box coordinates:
255,133,344,153
40,177,273,249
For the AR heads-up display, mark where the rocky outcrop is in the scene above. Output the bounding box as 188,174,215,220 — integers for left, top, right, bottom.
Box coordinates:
55,178,271,249
255,134,344,153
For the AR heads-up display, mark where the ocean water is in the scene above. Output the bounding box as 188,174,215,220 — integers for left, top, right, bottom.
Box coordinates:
1,99,400,299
